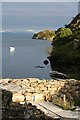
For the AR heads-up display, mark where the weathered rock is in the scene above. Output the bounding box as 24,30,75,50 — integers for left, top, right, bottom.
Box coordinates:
25,92,33,101
25,113,30,119
2,89,12,108
74,39,80,49
50,71,68,79
12,92,25,102
33,93,44,102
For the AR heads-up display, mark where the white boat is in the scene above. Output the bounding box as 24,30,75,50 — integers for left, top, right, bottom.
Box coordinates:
9,46,15,52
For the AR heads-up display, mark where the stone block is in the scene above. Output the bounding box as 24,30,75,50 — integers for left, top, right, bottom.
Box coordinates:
12,92,24,102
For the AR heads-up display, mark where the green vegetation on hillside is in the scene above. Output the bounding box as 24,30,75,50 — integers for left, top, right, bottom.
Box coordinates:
32,14,80,79
49,13,80,79
55,28,72,39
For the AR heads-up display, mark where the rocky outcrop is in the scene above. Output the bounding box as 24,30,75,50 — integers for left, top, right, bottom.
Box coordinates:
43,60,49,65
50,71,68,79
66,13,80,31
48,14,80,80
73,39,80,49
32,30,55,41
2,89,53,119
2,89,12,108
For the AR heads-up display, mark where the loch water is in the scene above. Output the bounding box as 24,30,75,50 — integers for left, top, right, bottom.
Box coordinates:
2,32,51,79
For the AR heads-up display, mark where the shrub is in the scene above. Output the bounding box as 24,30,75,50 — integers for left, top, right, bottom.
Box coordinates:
56,28,72,39
52,97,75,110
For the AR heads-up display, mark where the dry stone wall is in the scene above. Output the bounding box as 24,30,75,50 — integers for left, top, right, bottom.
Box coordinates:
1,78,80,119
0,78,80,103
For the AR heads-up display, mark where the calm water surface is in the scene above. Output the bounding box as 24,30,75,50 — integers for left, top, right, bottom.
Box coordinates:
2,32,51,79
2,2,77,79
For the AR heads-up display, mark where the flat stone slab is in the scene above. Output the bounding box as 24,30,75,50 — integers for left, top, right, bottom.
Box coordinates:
39,102,80,119
29,101,60,119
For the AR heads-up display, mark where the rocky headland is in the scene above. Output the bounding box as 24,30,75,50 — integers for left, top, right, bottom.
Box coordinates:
32,30,56,41
48,13,80,80
32,13,80,79
0,78,80,119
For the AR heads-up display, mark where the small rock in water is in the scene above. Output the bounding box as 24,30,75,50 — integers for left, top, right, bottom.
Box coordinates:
34,66,44,68
43,60,49,65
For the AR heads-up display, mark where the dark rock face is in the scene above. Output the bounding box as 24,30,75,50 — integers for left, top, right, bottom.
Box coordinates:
73,39,80,49
2,89,12,108
66,13,80,31
2,89,13,118
48,14,80,80
50,71,68,79
47,56,54,70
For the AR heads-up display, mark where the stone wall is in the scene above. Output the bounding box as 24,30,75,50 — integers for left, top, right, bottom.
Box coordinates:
0,78,80,104
1,78,80,119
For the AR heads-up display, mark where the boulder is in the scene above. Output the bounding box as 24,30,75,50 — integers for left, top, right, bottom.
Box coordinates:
50,70,68,79
33,93,44,102
12,92,25,102
43,60,49,65
73,39,80,49
2,89,12,108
